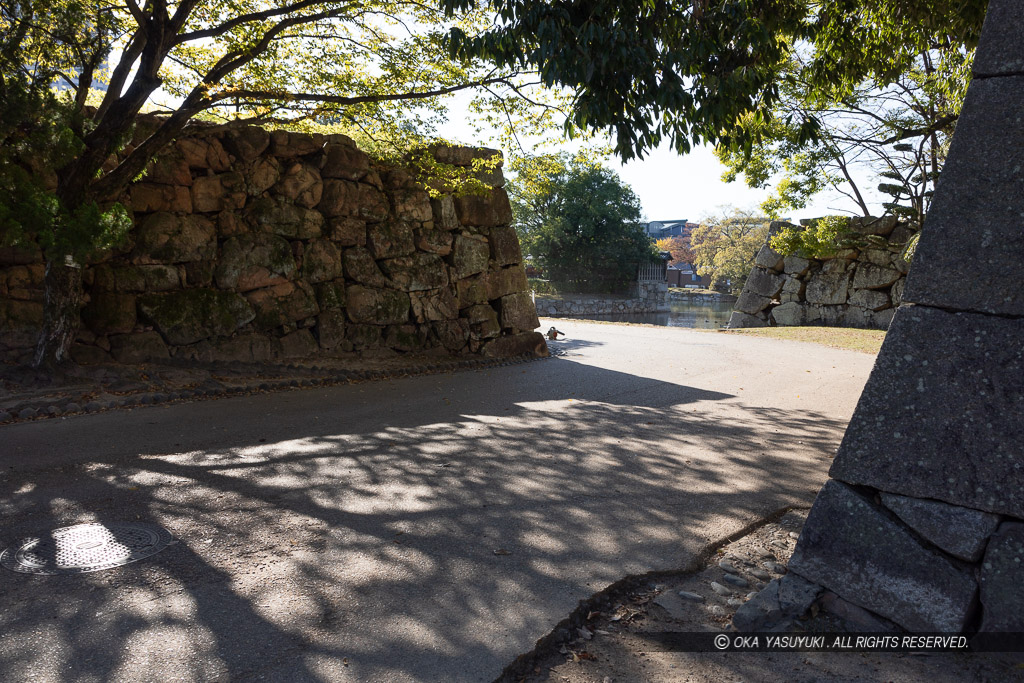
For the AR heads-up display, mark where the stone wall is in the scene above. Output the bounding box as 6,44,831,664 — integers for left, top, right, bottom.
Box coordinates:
0,121,545,364
735,0,1024,638
727,217,918,330
533,281,668,318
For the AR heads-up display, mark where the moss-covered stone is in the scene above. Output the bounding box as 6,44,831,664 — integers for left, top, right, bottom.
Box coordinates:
498,292,540,332
432,319,469,352
488,226,523,266
343,246,390,287
315,280,347,310
0,299,43,348
245,281,319,329
92,264,180,292
215,233,296,291
315,310,346,349
379,253,448,292
453,187,512,228
139,289,254,345
248,196,324,239
346,285,410,325
133,213,216,264
485,266,528,300
410,288,459,322
346,323,382,349
277,329,319,358
367,220,416,259
450,235,490,280
455,273,488,309
326,217,366,246
301,239,344,283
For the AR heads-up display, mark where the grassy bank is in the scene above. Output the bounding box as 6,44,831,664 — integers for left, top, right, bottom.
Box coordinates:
719,326,886,354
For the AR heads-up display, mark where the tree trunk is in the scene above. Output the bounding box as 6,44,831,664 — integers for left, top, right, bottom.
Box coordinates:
32,256,83,370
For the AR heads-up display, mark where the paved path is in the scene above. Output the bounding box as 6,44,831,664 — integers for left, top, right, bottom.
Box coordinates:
0,321,875,682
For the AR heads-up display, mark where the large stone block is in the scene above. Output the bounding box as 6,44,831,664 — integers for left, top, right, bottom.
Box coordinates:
269,130,322,158
277,329,319,359
783,255,810,276
847,216,897,237
847,288,891,311
346,285,410,325
215,233,296,291
380,253,448,292
498,292,540,331
392,187,432,222
770,301,804,326
0,299,43,348
450,235,490,280
431,195,460,231
139,289,254,345
92,264,180,292
805,271,850,305
129,183,192,213
414,228,453,256
485,266,528,300
726,311,766,328
245,281,319,329
754,244,785,271
300,239,344,283
734,290,771,315
432,319,469,351
326,218,366,246
488,226,523,266
243,158,282,196
274,162,323,208
82,292,137,335
223,126,270,162
453,188,512,228
903,74,1024,315
144,153,192,186
315,310,346,350
971,0,1024,77
248,197,323,239
851,263,901,290
342,247,390,288
979,522,1024,632
320,142,370,180
191,173,246,212
367,221,416,260
789,481,977,633
880,493,1001,562
133,213,216,264
318,179,360,217
482,331,548,358
830,306,1024,518
410,288,459,322
385,324,424,351
176,136,231,171
745,267,784,297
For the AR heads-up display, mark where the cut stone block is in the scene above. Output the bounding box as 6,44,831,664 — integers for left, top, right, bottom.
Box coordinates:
789,480,977,633
979,522,1024,632
805,272,849,305
734,290,771,315
830,305,1024,518
880,492,1001,562
770,301,804,326
745,267,784,297
971,0,1024,77
727,311,766,329
754,244,784,271
903,74,1024,315
732,574,821,633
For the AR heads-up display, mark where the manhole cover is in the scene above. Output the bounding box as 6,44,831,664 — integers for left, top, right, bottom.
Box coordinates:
1,522,174,575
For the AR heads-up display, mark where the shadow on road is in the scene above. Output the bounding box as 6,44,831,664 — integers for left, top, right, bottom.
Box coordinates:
0,354,848,681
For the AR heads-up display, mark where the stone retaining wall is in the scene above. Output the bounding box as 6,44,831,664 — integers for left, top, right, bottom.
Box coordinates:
727,217,918,330
0,120,545,364
534,281,669,318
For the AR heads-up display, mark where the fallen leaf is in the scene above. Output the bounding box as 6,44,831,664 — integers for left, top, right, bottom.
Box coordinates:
493,549,511,556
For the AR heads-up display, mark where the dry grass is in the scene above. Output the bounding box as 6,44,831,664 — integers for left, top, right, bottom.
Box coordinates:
719,326,887,354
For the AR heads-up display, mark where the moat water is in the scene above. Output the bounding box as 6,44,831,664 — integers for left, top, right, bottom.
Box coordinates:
548,299,734,329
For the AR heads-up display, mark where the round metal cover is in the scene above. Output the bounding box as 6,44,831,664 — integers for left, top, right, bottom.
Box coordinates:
1,522,173,575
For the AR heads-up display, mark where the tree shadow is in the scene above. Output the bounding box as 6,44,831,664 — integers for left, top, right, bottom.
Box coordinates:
0,354,851,681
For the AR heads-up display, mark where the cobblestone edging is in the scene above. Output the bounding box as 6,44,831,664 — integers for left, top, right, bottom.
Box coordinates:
0,352,545,425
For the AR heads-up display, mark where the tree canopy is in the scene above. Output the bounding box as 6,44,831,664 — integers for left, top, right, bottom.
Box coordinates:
690,207,771,294
508,154,657,289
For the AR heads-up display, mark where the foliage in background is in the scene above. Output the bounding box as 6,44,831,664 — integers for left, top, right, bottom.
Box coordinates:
769,215,858,259
655,235,695,267
445,0,988,160
508,153,657,288
690,207,771,294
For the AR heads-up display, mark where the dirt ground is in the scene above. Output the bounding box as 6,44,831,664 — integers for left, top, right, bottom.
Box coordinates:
497,510,1024,683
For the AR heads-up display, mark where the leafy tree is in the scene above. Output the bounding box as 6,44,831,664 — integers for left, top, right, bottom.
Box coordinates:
715,42,971,223
508,154,657,289
690,207,771,294
445,0,988,159
655,235,695,267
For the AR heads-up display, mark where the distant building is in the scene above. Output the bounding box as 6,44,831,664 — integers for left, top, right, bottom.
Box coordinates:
667,263,709,288
645,219,699,240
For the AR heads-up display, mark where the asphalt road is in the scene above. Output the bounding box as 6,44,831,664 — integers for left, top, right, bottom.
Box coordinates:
0,320,875,682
